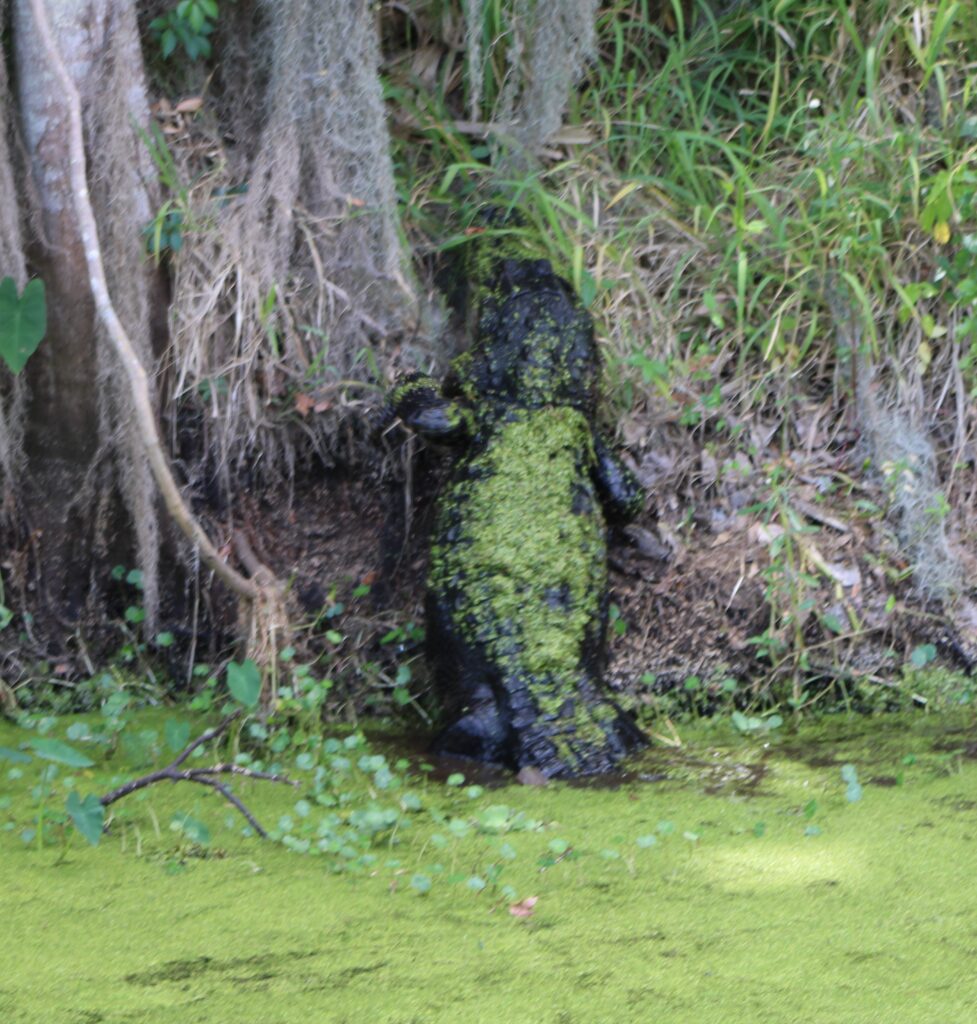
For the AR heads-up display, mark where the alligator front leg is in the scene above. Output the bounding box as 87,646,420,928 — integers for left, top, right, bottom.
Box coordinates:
385,373,473,444
592,434,645,524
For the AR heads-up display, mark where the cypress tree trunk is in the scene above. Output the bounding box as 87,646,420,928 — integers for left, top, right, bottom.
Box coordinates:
8,0,161,641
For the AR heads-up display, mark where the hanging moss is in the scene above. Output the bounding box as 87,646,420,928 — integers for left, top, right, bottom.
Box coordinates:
467,0,600,158
165,0,418,490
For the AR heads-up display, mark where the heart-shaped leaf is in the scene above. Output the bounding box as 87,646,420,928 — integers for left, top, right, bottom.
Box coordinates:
227,659,261,708
67,791,104,846
0,277,47,374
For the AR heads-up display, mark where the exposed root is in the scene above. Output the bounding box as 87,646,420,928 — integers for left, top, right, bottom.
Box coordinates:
161,0,418,495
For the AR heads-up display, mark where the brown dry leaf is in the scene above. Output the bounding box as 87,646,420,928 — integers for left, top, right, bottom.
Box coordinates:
750,522,784,546
175,96,204,113
294,392,314,417
516,766,548,787
410,44,443,84
803,542,861,588
549,126,594,146
509,896,539,918
313,399,331,414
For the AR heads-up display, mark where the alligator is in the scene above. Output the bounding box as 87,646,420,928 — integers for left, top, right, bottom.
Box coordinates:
385,214,647,777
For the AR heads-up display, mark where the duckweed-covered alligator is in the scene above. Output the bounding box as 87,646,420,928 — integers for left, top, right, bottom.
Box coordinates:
385,217,647,777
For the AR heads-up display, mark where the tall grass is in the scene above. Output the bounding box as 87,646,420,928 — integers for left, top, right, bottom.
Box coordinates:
391,0,976,416
383,0,977,702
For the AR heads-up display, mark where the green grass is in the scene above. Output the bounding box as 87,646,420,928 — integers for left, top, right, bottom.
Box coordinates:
391,0,977,412
383,0,977,703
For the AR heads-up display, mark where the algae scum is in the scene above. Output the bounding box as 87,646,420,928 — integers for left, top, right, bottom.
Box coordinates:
2,711,977,1023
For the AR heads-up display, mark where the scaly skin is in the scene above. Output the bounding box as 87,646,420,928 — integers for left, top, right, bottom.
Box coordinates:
387,213,646,777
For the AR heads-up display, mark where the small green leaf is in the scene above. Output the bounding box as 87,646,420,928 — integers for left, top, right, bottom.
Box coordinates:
67,791,104,846
29,738,94,768
477,805,511,833
636,834,657,848
171,812,210,845
0,745,31,765
410,874,432,895
164,719,191,754
446,772,465,787
803,799,818,819
0,277,47,374
449,817,471,838
227,659,261,708
155,631,174,648
400,792,422,812
821,613,845,634
910,644,937,668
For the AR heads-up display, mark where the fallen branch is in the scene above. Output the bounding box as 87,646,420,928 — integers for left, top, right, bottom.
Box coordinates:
99,712,298,839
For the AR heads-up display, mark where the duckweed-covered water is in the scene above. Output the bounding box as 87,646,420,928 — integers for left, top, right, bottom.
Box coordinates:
2,710,976,1023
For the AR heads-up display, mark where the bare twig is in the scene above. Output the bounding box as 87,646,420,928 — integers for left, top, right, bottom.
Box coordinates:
99,712,298,839
171,710,241,768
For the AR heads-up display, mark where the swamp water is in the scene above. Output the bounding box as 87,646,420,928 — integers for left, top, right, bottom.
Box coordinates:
1,710,976,1023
